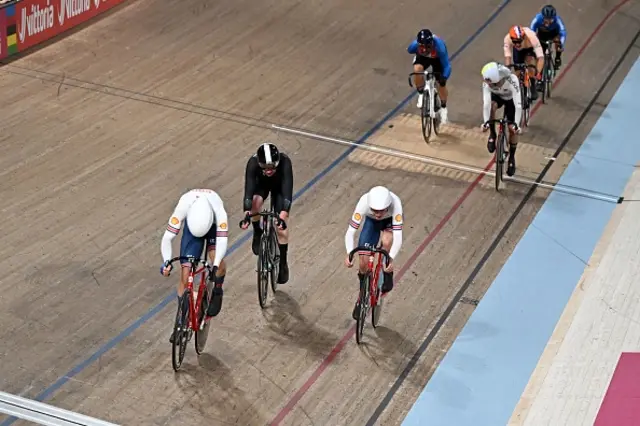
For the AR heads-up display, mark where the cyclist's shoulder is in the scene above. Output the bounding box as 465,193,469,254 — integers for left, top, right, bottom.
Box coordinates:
433,35,447,47
279,152,293,168
390,191,403,206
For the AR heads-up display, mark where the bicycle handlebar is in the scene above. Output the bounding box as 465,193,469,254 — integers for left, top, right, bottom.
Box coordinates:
508,63,538,70
165,256,210,268
484,118,517,125
408,71,442,88
348,245,391,267
238,211,288,230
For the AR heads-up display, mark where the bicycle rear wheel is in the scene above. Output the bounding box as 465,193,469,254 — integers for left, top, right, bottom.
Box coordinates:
495,131,503,192
172,291,191,371
268,228,279,294
194,283,212,355
371,274,383,328
433,91,441,136
356,275,370,344
257,236,269,308
545,57,553,99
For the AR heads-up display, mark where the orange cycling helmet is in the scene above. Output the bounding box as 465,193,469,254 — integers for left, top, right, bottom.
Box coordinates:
509,25,525,43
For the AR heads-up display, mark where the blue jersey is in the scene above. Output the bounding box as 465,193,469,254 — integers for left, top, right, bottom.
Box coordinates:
530,13,566,46
407,36,451,79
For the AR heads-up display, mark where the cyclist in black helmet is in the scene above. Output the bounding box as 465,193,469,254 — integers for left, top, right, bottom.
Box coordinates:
530,4,567,70
407,28,452,123
241,143,294,284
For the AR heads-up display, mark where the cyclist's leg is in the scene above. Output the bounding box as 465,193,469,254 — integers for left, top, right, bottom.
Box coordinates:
430,59,449,122
512,47,523,80
379,219,394,293
523,48,539,99
273,191,290,284
249,182,270,255
505,98,518,176
487,94,503,152
551,31,562,68
204,226,226,317
179,221,205,297
412,55,428,107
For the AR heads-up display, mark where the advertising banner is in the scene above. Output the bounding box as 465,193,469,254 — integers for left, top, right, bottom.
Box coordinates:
15,0,126,52
0,6,6,60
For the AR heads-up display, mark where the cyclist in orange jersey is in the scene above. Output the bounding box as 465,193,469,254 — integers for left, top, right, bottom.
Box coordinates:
503,25,544,100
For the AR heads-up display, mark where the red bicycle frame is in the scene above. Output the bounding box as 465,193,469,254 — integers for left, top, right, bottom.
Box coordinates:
363,250,384,308
183,261,209,332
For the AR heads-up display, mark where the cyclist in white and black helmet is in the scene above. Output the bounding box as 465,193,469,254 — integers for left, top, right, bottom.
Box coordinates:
241,143,294,284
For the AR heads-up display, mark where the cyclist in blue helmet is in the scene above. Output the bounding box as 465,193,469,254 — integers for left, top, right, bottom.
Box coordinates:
407,29,452,124
530,4,567,70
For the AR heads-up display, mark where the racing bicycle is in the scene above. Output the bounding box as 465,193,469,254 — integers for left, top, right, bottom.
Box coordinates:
485,116,516,192
540,40,557,103
408,69,442,143
239,203,287,309
166,255,215,371
348,245,390,344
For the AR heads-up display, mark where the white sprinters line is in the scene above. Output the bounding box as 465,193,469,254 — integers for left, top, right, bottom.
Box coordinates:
271,124,622,204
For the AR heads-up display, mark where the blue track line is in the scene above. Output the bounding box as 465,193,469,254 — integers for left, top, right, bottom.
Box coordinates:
0,1,511,422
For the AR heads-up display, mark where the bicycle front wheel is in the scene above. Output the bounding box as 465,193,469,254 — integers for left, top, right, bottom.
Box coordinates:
521,83,530,127
257,236,269,308
355,276,370,344
172,291,191,371
421,93,432,144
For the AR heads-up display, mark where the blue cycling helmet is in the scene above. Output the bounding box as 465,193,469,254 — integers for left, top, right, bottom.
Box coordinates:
417,29,434,46
541,5,556,18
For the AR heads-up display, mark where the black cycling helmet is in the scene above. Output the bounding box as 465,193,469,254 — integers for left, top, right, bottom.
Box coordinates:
256,143,280,168
541,4,556,18
417,29,434,46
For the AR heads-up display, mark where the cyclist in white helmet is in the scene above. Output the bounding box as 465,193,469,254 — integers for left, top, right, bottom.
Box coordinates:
160,189,229,341
344,186,404,319
481,61,522,177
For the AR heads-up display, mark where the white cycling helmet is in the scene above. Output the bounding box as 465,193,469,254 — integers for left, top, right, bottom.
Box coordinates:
367,186,393,211
481,61,501,84
186,196,214,237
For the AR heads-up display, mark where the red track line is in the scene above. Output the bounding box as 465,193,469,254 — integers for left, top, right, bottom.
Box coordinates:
268,2,630,424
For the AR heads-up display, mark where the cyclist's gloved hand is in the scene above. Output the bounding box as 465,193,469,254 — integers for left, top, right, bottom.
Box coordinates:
208,265,219,282
239,211,251,229
512,123,521,134
481,122,490,132
161,260,172,277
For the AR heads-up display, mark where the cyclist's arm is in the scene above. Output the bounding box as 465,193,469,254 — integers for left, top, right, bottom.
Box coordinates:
530,13,542,32
243,157,259,212
482,83,492,123
160,194,190,262
407,40,418,54
389,197,404,260
503,35,513,66
510,75,523,126
209,193,229,267
344,196,367,254
280,156,294,213
557,16,567,46
434,38,451,79
527,29,545,73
